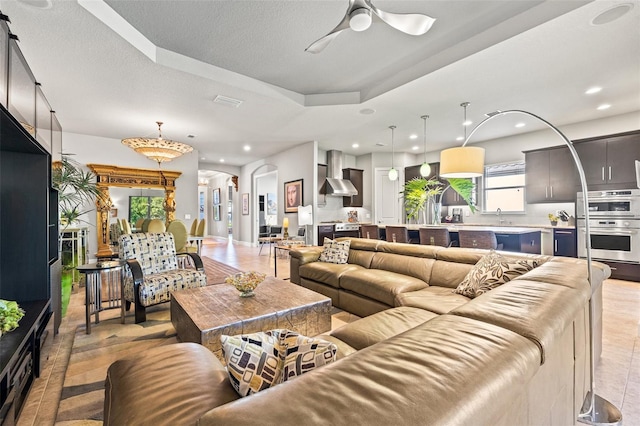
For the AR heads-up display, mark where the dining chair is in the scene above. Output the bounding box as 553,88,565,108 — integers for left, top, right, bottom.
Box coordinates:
141,219,151,233
189,218,199,236
195,219,206,237
148,219,166,233
419,227,451,247
385,226,410,243
120,218,132,235
360,224,380,240
458,229,502,250
135,218,145,231
168,220,198,266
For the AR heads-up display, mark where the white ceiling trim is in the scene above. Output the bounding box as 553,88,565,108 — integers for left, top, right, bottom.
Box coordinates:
78,0,361,107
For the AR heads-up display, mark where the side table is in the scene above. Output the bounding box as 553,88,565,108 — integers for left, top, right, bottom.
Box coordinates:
76,260,126,334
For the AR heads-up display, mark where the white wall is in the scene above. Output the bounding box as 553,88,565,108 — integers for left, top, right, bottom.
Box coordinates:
63,131,200,260
237,141,317,245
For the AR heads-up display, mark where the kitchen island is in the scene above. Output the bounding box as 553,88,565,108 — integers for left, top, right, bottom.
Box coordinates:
371,224,544,254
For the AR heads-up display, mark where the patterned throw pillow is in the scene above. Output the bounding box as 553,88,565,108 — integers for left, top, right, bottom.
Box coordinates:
221,330,337,397
318,238,351,264
454,250,541,298
277,330,337,383
221,331,282,397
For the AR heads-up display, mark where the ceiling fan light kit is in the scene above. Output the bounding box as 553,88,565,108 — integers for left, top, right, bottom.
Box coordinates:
305,0,436,53
349,8,372,31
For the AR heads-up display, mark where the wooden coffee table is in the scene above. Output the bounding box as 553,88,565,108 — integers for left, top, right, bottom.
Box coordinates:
170,277,332,361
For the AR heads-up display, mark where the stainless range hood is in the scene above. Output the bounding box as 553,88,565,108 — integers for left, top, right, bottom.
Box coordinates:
324,150,358,196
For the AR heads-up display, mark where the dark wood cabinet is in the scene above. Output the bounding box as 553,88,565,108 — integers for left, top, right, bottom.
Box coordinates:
441,179,474,206
524,146,579,203
553,228,577,257
317,225,334,245
495,232,541,254
404,163,439,183
574,131,640,190
343,168,363,207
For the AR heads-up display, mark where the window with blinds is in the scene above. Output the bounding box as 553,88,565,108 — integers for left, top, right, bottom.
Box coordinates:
483,162,525,213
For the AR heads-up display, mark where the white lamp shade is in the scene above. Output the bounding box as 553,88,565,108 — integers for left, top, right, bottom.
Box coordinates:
282,217,289,228
388,168,398,181
439,146,485,178
297,205,313,226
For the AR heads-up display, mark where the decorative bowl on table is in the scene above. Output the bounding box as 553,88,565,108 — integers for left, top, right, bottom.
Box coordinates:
225,271,266,297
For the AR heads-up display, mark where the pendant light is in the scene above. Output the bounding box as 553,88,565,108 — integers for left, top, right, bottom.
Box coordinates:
419,115,431,177
388,125,398,181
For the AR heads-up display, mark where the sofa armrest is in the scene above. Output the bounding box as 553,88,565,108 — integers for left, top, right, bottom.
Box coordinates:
289,246,323,264
104,343,239,426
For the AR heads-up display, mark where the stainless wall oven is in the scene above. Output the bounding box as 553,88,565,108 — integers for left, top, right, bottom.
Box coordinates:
577,189,640,218
577,218,640,263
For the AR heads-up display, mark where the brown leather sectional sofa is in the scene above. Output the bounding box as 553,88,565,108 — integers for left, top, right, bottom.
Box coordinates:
104,239,608,426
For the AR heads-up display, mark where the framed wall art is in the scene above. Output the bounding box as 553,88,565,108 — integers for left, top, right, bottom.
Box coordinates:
214,204,221,221
284,179,303,213
242,193,249,215
213,188,221,205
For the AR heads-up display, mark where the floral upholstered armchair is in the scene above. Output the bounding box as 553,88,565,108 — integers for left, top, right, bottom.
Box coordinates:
119,232,207,323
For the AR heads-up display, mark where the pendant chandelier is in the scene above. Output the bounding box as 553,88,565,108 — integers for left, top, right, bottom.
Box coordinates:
388,125,398,181
419,114,431,177
122,121,193,166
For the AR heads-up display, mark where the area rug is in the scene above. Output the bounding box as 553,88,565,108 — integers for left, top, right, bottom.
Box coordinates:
55,257,241,423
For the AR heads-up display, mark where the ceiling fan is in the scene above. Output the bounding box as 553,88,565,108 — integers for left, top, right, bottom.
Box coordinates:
305,0,436,54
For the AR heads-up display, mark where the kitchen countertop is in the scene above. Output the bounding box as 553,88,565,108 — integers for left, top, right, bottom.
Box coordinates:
355,223,576,233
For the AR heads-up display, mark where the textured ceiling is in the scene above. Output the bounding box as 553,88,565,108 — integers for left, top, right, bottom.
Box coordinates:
0,0,638,167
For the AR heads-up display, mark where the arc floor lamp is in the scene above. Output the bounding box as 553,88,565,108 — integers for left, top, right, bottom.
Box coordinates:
439,109,622,426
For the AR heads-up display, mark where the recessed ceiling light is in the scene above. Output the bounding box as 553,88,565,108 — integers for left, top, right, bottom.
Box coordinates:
412,146,419,150
409,134,418,140
456,136,464,141
201,157,205,160
352,143,359,148
220,158,225,162
359,108,376,115
515,122,526,128
463,120,473,126
591,3,633,26
243,145,251,151
585,87,602,95
17,0,52,9
597,104,611,110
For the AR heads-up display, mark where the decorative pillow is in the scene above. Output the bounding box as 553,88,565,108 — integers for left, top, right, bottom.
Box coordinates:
221,331,282,397
221,329,337,397
277,330,337,383
318,238,351,264
453,250,541,298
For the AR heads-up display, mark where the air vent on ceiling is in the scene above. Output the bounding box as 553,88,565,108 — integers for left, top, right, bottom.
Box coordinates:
213,95,243,108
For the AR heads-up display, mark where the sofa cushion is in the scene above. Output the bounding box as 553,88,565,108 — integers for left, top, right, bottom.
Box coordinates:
395,286,471,314
340,269,428,306
453,250,540,298
451,279,590,364
330,307,437,350
198,315,540,426
221,331,283,396
299,262,364,289
319,238,351,264
369,252,435,282
123,268,207,306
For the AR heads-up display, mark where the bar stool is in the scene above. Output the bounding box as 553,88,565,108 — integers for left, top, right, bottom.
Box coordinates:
419,227,451,247
458,230,502,250
360,224,380,239
385,226,409,243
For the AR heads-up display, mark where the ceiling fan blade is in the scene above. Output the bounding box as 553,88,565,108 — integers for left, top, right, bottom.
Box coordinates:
368,1,435,36
305,0,357,53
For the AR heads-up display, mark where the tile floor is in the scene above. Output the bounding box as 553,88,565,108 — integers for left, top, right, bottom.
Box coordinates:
15,238,640,425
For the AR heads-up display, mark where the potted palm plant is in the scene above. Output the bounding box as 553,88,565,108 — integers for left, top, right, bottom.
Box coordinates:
52,156,103,227
402,177,477,225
